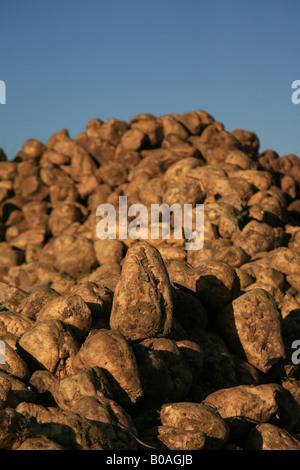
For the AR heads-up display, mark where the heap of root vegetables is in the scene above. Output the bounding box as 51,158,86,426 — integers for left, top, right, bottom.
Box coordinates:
0,110,300,450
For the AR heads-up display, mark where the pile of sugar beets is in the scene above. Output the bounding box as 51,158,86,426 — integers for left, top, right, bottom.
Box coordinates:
0,110,300,450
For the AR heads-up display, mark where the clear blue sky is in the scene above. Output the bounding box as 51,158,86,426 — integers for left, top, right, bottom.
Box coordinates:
0,0,299,160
